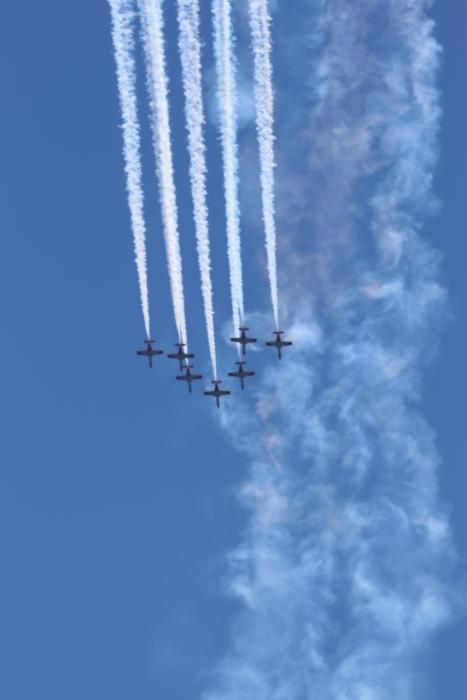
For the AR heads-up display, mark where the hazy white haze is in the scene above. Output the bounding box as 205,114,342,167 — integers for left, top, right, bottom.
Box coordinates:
203,1,459,698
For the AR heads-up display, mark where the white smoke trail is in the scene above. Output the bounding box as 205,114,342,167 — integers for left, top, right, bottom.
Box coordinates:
138,0,188,346
177,0,218,378
108,0,151,339
213,0,244,335
248,0,279,330
202,1,459,698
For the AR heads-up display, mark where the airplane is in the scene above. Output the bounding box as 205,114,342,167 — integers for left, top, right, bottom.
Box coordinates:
228,361,255,390
230,326,257,355
265,331,293,359
204,380,231,408
176,364,202,393
167,343,194,370
136,339,163,368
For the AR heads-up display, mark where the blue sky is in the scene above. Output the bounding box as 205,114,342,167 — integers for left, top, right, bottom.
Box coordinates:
0,2,466,699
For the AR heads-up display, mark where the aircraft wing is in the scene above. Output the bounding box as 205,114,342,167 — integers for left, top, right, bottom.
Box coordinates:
175,352,194,360
137,350,148,356
204,389,216,396
230,336,241,342
191,374,202,380
265,341,276,347
219,389,231,396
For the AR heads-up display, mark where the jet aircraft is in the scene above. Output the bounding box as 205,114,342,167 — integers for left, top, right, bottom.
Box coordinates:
230,326,257,355
228,361,255,390
167,343,195,370
204,380,231,408
136,339,163,368
176,364,203,393
265,331,293,359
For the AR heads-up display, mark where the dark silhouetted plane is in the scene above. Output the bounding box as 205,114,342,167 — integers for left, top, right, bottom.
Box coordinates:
230,326,257,355
204,380,231,408
228,361,255,390
167,343,194,370
176,364,202,393
136,339,163,368
265,331,293,359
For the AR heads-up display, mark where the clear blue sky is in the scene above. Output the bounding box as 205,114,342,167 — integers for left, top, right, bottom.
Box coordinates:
0,2,465,699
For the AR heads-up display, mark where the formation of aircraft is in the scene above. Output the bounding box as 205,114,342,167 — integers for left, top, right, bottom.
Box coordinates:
136,327,292,406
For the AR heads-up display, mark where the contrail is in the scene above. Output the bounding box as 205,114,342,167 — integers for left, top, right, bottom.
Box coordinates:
213,0,244,336
138,0,188,347
203,1,458,699
248,0,279,330
108,0,151,339
177,0,218,378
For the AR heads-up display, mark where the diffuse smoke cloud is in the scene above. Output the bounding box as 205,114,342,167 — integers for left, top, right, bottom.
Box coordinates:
203,1,458,699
